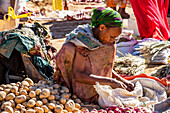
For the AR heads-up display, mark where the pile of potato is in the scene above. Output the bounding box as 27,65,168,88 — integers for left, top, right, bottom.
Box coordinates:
0,78,89,113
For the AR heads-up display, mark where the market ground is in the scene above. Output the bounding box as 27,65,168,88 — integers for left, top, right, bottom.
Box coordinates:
26,1,167,75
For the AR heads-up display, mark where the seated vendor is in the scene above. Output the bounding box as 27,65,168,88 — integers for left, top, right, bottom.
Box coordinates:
53,7,134,103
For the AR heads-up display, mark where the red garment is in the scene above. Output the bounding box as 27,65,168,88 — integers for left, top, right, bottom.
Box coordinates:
122,73,170,87
130,0,170,40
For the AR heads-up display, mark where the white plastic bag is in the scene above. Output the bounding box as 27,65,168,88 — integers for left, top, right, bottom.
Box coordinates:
94,82,143,108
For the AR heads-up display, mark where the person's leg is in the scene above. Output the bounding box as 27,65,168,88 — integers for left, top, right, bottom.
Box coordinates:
118,0,130,19
106,0,119,11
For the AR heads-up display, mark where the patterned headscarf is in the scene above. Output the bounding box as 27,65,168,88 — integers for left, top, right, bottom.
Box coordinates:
91,7,123,28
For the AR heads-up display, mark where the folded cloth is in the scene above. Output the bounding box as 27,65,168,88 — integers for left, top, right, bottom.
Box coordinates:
0,33,35,58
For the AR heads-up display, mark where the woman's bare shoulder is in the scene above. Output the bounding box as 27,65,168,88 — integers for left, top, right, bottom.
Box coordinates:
58,42,76,56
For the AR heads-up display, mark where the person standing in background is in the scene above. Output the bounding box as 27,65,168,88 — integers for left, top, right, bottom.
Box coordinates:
105,0,130,19
130,0,170,40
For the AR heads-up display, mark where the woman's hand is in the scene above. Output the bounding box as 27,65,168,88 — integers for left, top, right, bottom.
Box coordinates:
109,79,127,90
124,81,134,91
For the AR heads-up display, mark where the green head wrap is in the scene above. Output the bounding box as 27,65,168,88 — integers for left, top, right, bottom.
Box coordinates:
91,7,123,28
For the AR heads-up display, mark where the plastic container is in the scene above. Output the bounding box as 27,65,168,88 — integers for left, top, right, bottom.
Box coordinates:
52,0,62,10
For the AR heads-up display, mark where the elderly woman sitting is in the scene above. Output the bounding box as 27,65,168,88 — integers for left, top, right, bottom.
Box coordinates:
53,7,134,103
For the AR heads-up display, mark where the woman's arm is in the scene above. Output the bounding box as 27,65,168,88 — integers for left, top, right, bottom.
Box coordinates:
73,70,127,89
112,70,134,91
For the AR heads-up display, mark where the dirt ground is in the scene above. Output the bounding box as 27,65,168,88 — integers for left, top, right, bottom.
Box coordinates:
26,1,166,76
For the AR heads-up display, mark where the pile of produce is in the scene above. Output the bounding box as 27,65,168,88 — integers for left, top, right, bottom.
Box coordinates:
114,54,146,76
0,78,153,113
88,105,151,113
0,78,91,113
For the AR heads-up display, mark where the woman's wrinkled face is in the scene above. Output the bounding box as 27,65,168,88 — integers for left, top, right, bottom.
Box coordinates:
98,24,122,45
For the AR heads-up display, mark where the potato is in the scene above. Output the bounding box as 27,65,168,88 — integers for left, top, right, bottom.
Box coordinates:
42,98,48,104
54,105,63,113
48,95,55,101
10,83,16,86
4,106,13,113
1,84,6,89
26,95,30,100
56,101,60,105
11,86,18,93
61,93,71,98
14,111,20,113
6,93,15,101
15,95,27,104
80,103,84,106
34,107,44,113
74,99,81,104
26,109,36,113
38,80,44,84
50,100,56,104
20,90,27,95
0,87,4,91
55,95,60,100
48,103,55,109
21,81,29,87
48,110,53,113
31,98,37,101
1,101,12,109
50,90,54,95
60,97,66,105
41,80,47,84
21,109,26,113
75,103,81,110
27,99,36,107
41,105,49,113
23,86,29,92
65,100,75,112
1,111,9,113
4,89,11,95
60,90,65,94
62,110,69,113
53,90,59,95
16,82,21,88
36,100,43,107
60,104,64,109
26,107,32,110
6,84,12,89
16,104,25,109
80,108,89,112
9,100,15,107
46,86,53,90
73,108,80,113
14,108,19,112
72,95,77,99
15,91,20,96
24,78,34,86
35,89,41,95
29,91,36,98
37,84,45,88
19,88,24,92
53,84,60,89
29,86,37,92
39,89,50,99
61,86,69,93
22,102,27,107
0,91,6,101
